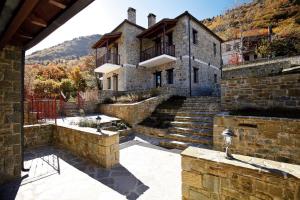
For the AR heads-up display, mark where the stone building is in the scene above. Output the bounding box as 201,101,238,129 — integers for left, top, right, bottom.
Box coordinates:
222,28,273,66
93,8,223,97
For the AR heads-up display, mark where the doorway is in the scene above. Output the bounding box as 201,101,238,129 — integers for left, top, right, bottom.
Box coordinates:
154,71,162,88
113,75,118,91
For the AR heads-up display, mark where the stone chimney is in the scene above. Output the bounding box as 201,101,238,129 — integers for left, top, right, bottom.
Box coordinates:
127,7,136,24
148,13,156,27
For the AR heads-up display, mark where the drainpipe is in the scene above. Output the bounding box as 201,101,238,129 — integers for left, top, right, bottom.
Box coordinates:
21,49,29,172
188,15,192,97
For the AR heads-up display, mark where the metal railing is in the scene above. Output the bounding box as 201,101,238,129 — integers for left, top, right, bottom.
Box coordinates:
96,53,120,66
140,44,175,62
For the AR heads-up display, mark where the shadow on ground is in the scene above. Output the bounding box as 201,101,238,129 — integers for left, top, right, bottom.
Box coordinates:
0,146,149,200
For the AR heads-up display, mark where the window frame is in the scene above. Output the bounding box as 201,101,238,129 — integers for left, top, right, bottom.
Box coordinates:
192,29,198,45
213,42,217,56
193,67,199,83
166,68,174,84
107,77,111,89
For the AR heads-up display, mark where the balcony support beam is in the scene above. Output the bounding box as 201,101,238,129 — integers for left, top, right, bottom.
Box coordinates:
105,40,109,63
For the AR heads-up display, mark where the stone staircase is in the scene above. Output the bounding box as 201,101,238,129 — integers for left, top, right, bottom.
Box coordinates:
62,102,81,117
134,96,220,150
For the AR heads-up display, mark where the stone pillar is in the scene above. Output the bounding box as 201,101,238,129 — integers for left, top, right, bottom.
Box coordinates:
127,7,136,24
148,13,156,27
0,45,23,185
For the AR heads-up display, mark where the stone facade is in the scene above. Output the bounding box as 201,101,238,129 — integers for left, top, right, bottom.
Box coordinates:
99,95,171,126
221,57,300,110
96,11,222,97
213,114,300,165
53,125,119,168
24,124,53,148
182,147,300,200
0,45,22,184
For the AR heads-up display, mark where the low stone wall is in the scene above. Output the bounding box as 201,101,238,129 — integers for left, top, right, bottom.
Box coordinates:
221,56,300,110
53,125,119,168
24,124,54,148
182,147,300,200
133,125,167,137
99,95,171,126
221,73,300,110
213,114,300,165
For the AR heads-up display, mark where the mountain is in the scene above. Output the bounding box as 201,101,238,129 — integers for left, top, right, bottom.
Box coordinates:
26,34,101,64
202,0,300,41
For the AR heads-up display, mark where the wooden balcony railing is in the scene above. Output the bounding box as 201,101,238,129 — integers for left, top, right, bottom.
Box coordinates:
96,53,120,66
140,44,175,62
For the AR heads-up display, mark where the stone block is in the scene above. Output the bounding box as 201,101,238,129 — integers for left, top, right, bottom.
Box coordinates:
182,171,202,189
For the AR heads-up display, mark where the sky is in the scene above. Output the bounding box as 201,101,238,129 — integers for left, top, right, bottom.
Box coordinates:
26,0,251,55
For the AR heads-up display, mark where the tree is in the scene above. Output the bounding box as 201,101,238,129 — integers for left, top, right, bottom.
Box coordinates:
69,67,87,92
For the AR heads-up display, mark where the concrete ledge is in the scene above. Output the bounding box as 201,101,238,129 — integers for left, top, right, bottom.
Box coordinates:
181,147,300,200
213,114,300,165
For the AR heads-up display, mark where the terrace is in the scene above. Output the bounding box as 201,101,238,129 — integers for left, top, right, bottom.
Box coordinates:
0,140,181,200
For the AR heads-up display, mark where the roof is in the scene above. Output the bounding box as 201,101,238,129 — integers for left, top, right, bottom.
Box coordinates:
92,19,145,49
111,19,145,33
223,29,270,42
0,0,94,50
137,18,178,38
92,32,122,49
176,11,223,42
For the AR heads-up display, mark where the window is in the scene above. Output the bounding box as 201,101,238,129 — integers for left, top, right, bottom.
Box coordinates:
214,74,217,83
213,43,217,56
192,29,198,44
107,77,111,89
193,67,199,83
226,44,231,52
166,68,174,84
167,32,173,46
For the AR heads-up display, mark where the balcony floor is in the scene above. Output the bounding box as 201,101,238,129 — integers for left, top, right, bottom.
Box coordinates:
0,140,181,200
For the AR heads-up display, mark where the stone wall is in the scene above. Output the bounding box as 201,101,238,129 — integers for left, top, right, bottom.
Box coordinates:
99,95,171,126
24,124,53,148
213,114,300,165
53,125,119,168
221,57,300,110
182,147,300,200
0,45,22,184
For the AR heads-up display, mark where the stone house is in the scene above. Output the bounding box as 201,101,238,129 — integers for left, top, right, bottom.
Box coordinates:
222,28,273,66
93,8,223,96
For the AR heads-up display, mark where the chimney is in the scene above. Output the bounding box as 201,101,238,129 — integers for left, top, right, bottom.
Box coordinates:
148,13,156,27
127,7,136,24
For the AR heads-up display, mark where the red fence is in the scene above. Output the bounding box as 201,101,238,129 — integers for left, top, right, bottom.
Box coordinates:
27,95,58,123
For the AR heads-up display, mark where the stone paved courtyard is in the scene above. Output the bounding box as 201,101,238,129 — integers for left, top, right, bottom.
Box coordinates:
0,140,181,200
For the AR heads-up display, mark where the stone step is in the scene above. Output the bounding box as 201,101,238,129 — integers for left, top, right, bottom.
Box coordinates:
164,133,212,145
168,127,212,137
159,140,212,150
170,121,213,129
155,109,219,115
149,115,213,123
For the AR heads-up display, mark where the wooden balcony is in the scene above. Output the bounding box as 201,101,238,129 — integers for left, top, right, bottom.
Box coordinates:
140,44,175,62
139,44,176,67
96,53,120,67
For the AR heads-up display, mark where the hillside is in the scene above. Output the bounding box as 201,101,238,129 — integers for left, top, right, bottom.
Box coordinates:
26,34,101,64
202,0,300,41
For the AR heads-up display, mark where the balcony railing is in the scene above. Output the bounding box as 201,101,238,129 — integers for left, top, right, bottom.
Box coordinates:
96,53,120,66
140,44,175,62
